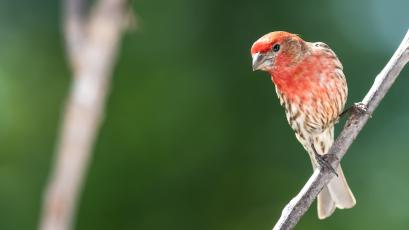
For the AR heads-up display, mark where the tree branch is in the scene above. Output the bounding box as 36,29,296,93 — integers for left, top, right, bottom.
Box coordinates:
39,0,128,229
273,29,409,230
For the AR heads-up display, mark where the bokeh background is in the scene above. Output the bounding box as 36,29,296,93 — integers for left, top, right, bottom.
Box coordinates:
1,0,409,229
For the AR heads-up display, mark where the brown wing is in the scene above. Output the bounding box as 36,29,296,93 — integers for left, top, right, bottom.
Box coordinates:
303,42,348,132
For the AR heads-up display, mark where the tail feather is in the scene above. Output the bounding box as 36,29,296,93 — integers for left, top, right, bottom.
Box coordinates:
306,128,356,219
318,165,356,219
317,186,336,219
327,165,356,209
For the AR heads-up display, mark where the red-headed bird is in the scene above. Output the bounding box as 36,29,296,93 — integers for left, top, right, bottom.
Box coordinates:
251,31,355,219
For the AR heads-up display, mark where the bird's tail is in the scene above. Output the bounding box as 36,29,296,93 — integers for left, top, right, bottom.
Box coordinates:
317,165,356,219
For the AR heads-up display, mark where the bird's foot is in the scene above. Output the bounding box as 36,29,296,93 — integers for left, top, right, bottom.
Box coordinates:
338,102,370,120
311,144,338,176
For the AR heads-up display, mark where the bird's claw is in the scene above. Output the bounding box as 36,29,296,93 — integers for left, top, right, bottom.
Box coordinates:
352,102,370,116
311,144,338,176
339,102,371,120
315,153,338,176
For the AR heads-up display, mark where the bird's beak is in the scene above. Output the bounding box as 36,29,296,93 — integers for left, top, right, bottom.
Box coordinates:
252,52,267,71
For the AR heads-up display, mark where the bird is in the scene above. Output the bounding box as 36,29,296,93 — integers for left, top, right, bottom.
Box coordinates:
250,31,355,219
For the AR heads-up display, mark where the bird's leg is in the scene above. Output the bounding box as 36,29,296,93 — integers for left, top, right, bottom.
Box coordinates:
338,102,370,120
311,144,338,177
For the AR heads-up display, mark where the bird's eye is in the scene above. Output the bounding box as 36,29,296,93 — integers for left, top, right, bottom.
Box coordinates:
272,44,280,52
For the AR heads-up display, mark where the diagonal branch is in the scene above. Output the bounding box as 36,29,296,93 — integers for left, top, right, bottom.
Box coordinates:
39,0,129,230
273,29,409,230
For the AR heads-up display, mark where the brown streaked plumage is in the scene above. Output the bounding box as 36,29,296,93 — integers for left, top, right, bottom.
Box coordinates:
251,31,355,219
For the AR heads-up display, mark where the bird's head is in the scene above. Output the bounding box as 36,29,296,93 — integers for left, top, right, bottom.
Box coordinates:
251,31,306,72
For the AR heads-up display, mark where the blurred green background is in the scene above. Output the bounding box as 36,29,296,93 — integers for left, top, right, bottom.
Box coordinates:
0,0,409,229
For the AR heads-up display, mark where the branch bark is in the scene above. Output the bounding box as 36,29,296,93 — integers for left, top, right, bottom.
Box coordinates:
39,0,128,229
273,29,409,230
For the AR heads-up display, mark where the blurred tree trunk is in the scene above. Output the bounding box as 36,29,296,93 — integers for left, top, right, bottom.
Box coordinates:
39,0,129,229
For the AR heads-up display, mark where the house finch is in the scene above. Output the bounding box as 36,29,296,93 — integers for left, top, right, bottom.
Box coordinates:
251,31,355,219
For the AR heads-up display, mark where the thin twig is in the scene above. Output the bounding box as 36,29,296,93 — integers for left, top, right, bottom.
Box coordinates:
39,0,128,230
273,29,409,230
